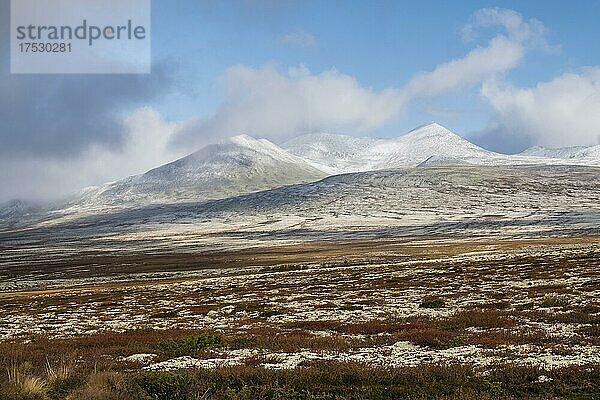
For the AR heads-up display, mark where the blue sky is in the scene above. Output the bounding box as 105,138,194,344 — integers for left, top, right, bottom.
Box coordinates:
2,0,600,201
149,0,600,141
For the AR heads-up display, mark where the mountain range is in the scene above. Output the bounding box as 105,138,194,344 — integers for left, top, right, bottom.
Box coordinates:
1,122,599,225
73,122,600,208
283,123,502,172
520,144,600,160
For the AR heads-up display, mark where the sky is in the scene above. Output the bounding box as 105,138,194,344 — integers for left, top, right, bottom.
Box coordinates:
1,0,600,201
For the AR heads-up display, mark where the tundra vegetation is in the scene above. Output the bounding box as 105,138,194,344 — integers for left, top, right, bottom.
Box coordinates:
1,237,600,399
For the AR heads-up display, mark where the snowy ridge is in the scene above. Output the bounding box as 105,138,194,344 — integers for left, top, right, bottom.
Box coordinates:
520,145,600,161
0,200,39,222
3,122,600,223
70,134,327,211
284,123,506,172
281,133,381,173
284,123,600,172
363,123,501,169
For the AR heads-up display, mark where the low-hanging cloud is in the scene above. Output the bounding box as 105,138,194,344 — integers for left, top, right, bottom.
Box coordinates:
0,71,169,158
173,8,546,148
0,0,176,201
480,68,600,149
172,64,403,147
0,108,187,202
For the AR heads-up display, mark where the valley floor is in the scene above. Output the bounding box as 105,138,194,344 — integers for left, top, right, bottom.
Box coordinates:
1,235,600,399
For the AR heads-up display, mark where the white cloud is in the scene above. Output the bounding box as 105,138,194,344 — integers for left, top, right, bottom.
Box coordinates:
403,36,523,99
171,64,402,147
462,7,556,53
175,8,546,148
278,31,316,48
481,68,600,147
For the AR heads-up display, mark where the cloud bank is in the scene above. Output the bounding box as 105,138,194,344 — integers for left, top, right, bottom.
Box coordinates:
0,108,186,202
0,0,170,158
481,68,600,148
463,9,600,152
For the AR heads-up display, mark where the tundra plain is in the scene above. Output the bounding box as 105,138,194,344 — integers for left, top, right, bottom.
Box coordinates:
1,164,599,399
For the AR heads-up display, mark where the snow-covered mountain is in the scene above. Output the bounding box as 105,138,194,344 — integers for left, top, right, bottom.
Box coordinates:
377,123,505,168
283,123,509,172
12,165,599,245
66,123,599,214
0,200,38,221
520,145,600,162
76,123,505,209
71,134,327,210
281,133,381,173
3,122,600,225
284,123,600,172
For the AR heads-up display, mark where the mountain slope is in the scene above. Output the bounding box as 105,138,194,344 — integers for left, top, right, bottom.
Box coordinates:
366,123,503,169
0,200,42,223
13,165,599,242
281,133,381,173
520,145,600,162
72,135,327,210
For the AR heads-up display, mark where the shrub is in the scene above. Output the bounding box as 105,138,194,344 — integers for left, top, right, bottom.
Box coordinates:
259,309,283,318
156,333,223,357
420,298,446,309
578,325,600,338
441,310,516,330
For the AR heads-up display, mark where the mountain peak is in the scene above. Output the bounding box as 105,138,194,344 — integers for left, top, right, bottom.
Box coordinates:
226,134,299,161
229,133,256,140
403,122,458,140
419,122,445,129
228,133,262,145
